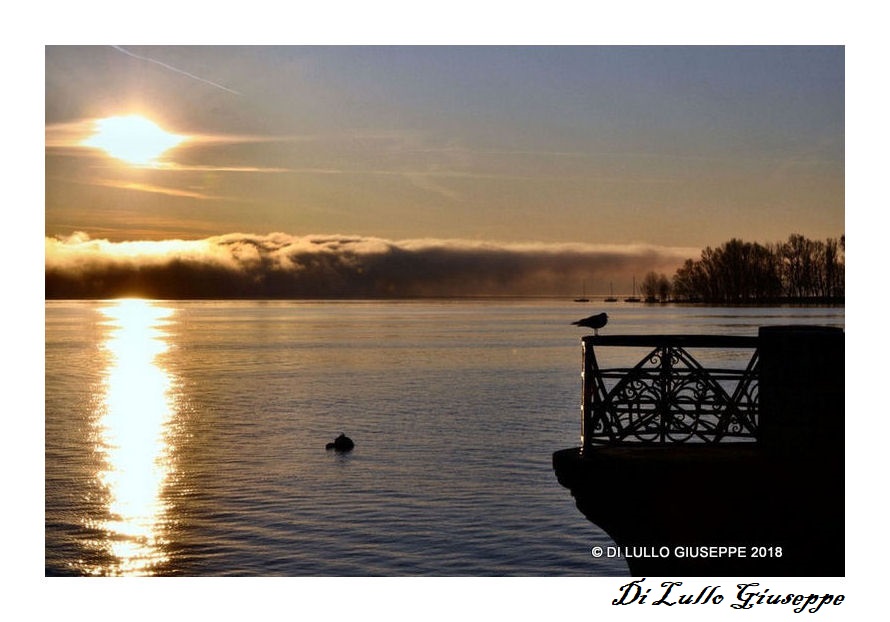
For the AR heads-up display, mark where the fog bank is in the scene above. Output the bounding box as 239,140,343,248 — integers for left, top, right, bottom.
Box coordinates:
45,232,693,299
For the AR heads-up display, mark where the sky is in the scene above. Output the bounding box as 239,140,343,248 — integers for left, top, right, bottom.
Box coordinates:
44,45,845,297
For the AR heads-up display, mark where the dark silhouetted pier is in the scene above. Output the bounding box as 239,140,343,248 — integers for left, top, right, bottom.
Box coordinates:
553,326,844,576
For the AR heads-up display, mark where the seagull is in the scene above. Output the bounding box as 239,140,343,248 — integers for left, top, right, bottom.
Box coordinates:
572,312,608,335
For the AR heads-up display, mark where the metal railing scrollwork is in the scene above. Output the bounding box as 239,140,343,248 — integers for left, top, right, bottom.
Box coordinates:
581,335,759,449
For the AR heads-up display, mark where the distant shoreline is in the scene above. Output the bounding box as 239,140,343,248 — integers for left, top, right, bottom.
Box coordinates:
43,295,846,306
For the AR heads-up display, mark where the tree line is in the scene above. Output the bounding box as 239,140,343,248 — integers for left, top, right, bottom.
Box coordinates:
638,234,844,303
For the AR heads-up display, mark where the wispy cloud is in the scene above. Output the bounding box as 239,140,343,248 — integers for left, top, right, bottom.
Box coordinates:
155,164,294,174
45,232,694,299
46,119,316,165
91,179,222,200
402,172,463,201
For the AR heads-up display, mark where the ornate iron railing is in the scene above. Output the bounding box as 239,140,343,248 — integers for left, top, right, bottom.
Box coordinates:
581,335,759,449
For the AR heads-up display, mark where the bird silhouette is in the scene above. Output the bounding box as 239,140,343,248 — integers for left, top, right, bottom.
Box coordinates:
572,312,608,335
326,433,355,452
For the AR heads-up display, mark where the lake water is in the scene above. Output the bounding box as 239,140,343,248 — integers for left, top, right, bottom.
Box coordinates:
44,299,844,576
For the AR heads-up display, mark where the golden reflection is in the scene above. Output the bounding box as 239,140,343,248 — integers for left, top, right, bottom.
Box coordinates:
91,299,176,575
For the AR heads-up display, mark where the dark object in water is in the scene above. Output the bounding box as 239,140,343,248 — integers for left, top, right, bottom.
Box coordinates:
572,312,608,335
326,433,355,452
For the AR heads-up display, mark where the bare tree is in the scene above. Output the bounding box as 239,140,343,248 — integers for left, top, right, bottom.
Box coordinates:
656,273,672,302
640,271,660,301
671,233,844,302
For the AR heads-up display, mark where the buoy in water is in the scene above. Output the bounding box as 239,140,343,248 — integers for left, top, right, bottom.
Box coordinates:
326,433,355,452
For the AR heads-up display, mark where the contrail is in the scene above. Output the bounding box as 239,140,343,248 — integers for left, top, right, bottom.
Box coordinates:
111,45,242,95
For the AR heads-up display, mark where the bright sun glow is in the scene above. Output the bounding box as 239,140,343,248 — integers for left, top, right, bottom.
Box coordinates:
82,115,186,167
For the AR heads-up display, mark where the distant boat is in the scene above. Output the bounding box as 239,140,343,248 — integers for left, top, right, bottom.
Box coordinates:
574,280,590,303
604,282,618,302
624,276,641,303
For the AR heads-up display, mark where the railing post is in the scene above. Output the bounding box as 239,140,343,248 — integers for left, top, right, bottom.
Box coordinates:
581,336,595,452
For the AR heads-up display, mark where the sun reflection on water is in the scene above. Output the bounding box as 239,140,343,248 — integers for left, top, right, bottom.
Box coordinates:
90,299,176,575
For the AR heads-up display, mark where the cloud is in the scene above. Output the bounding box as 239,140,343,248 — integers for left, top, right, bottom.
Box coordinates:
45,118,316,163
90,179,222,200
45,232,695,299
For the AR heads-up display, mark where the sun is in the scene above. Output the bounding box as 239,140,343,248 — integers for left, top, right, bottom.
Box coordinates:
82,115,186,167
